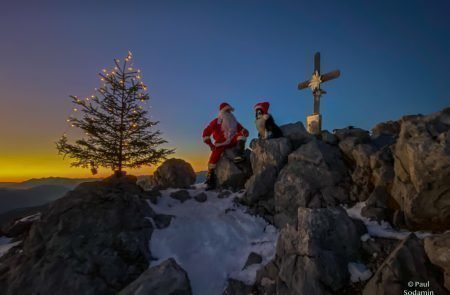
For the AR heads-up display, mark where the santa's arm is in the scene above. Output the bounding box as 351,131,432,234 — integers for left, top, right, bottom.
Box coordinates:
236,123,249,140
202,119,216,149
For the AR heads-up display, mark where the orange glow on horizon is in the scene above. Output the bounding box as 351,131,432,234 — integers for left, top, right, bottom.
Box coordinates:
0,152,207,183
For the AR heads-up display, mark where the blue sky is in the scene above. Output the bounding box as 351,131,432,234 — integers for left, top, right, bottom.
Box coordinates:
1,0,449,179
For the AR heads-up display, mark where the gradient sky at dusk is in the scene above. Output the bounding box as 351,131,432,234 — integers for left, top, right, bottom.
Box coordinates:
1,0,450,181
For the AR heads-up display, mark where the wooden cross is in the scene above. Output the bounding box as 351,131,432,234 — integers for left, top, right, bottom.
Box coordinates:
298,52,340,134
298,52,340,114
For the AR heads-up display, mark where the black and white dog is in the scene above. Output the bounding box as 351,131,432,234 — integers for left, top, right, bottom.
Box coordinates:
254,102,283,139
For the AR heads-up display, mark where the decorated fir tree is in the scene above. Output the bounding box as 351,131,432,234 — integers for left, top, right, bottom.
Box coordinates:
56,52,173,175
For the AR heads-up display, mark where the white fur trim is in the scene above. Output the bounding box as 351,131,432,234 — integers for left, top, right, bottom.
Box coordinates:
215,140,230,147
220,105,234,113
208,163,216,169
203,136,210,141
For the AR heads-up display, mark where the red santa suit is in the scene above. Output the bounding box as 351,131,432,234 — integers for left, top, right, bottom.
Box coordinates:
202,103,249,169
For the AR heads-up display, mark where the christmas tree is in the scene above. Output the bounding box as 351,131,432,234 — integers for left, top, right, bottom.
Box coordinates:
56,52,174,175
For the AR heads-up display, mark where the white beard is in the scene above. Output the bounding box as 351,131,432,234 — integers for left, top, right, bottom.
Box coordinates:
217,111,237,145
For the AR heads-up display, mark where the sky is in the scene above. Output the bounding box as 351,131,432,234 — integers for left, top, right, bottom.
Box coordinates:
0,0,449,181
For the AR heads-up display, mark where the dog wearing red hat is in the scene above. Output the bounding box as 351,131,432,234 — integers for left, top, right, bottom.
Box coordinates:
202,102,249,190
254,102,283,139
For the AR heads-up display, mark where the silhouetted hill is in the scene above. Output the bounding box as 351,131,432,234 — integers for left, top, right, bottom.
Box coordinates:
0,185,70,214
0,177,98,190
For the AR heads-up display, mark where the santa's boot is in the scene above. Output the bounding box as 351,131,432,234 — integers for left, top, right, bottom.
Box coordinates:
205,168,216,190
233,140,246,163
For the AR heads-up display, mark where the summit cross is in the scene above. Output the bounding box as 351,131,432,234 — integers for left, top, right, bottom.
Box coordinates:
298,52,340,134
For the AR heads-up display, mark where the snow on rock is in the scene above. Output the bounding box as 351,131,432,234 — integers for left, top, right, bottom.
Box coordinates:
360,233,371,242
148,188,278,295
345,202,432,239
16,212,41,223
0,236,20,258
348,262,372,282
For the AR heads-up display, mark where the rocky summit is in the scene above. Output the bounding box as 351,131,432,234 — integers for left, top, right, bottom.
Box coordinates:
0,176,155,295
0,107,449,295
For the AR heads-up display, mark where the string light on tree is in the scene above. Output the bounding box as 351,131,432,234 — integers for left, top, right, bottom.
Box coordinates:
56,51,173,176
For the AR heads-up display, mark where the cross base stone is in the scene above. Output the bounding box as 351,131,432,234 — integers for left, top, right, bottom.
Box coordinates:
307,114,322,135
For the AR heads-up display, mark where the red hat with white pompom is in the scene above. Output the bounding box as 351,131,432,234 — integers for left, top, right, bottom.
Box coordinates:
219,102,234,112
254,102,270,114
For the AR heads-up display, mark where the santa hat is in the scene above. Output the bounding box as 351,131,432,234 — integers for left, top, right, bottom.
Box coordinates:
219,102,234,112
254,102,270,114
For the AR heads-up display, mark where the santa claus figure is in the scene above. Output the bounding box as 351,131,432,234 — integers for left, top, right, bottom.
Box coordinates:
202,102,249,190
254,102,283,139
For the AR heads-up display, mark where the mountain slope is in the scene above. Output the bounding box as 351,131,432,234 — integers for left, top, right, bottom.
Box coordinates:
0,185,69,214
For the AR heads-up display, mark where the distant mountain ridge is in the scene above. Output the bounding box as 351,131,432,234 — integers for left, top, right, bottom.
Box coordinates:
0,177,99,190
0,173,207,218
0,185,70,215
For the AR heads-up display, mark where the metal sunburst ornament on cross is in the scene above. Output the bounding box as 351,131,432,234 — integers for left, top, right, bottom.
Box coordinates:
298,52,340,135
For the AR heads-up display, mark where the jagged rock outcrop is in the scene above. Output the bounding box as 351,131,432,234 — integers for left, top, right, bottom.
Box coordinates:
194,192,207,202
391,109,450,230
320,130,337,145
170,189,191,203
152,158,196,189
223,279,253,295
1,212,41,240
361,186,395,222
424,233,450,291
215,147,252,191
255,207,364,295
243,252,263,269
280,122,312,149
274,139,350,227
371,120,401,138
0,176,154,295
119,258,192,295
244,138,292,203
363,234,447,295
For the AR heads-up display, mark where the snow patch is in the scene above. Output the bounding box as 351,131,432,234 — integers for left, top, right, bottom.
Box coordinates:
348,262,372,282
0,237,20,258
345,202,432,240
148,188,278,295
360,233,371,242
17,212,41,223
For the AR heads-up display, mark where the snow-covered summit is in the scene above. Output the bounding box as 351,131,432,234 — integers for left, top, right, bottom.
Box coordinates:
148,187,278,295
